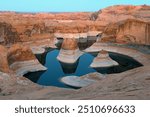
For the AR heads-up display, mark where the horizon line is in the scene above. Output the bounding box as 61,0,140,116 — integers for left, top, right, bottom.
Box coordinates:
0,4,148,13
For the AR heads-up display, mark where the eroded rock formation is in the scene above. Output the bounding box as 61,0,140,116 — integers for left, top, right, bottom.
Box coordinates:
90,50,119,68
116,19,150,45
57,38,83,63
95,5,150,22
0,5,150,99
7,44,46,76
7,44,36,65
0,22,20,45
0,45,9,73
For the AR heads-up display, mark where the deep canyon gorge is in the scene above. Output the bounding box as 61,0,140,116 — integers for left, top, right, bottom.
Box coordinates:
0,5,150,99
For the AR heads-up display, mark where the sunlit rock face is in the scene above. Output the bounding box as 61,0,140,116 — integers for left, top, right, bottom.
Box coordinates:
61,38,78,50
7,44,46,76
57,38,83,63
0,22,20,45
7,44,36,65
90,50,119,68
0,45,9,73
95,5,150,23
96,19,150,45
116,19,150,45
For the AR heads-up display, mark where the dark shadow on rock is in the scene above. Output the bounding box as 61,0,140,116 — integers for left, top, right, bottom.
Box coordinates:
94,52,143,74
59,60,79,74
35,48,54,65
24,71,45,83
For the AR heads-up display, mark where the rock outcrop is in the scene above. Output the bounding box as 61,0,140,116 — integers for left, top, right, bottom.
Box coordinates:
95,5,150,23
61,72,104,88
116,19,150,45
90,50,119,68
85,43,150,66
0,5,150,100
61,76,96,88
5,44,46,76
57,38,83,63
7,44,36,65
0,45,9,73
99,19,150,45
0,22,20,45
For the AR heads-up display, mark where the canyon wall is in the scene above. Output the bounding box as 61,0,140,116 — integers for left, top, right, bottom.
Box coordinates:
0,45,9,73
116,19,150,45
0,5,150,46
7,44,36,65
0,22,20,45
95,5,150,23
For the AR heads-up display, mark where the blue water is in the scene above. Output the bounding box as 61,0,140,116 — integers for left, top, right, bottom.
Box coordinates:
25,49,96,88
24,49,142,88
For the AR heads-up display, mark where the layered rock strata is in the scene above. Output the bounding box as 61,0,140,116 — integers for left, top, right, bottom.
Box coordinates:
61,72,104,88
90,50,119,68
116,19,150,45
7,44,46,76
57,38,83,63
85,43,150,66
61,76,96,88
0,22,20,45
0,45,9,73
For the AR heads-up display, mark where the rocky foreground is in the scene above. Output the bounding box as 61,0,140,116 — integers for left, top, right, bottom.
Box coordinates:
0,5,150,99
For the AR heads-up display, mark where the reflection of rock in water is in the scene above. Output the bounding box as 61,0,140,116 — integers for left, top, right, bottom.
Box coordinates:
55,38,63,49
94,66,124,74
59,60,79,74
24,71,45,83
35,53,47,65
90,50,119,68
55,37,97,50
35,48,54,65
78,40,96,50
78,37,96,50
94,52,143,74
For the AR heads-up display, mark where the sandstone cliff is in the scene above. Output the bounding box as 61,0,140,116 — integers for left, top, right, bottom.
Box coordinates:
0,5,150,46
7,44,36,65
61,38,78,50
116,19,150,45
0,45,9,73
0,22,20,45
95,5,150,23
100,19,150,45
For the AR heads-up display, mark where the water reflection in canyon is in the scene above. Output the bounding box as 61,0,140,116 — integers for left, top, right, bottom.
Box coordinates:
24,49,142,88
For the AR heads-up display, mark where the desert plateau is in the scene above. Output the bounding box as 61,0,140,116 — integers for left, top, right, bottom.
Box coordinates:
0,5,150,99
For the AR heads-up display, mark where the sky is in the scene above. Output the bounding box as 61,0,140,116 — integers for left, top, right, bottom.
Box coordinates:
0,0,150,12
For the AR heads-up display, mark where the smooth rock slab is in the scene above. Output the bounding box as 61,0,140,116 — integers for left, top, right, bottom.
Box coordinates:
9,60,47,76
61,76,96,88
